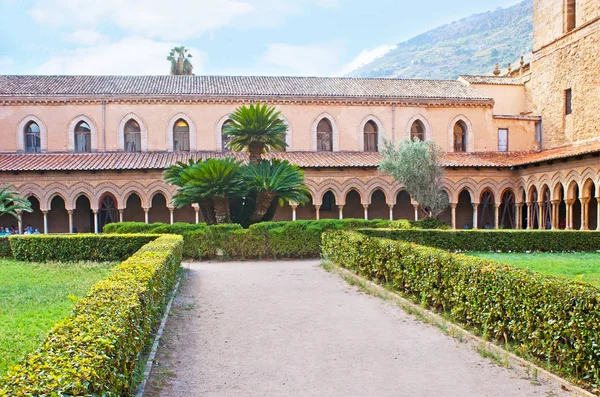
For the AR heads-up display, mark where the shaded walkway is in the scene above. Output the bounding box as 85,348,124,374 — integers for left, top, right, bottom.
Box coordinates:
145,260,571,397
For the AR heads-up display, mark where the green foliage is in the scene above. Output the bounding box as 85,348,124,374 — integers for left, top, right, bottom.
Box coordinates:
0,238,11,258
410,218,450,229
0,235,183,396
103,222,161,234
379,138,448,218
0,260,112,375
0,185,32,220
223,102,288,163
321,230,600,388
9,234,158,262
360,229,600,252
167,46,193,75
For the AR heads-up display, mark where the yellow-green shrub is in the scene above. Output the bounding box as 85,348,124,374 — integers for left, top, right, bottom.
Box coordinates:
322,231,600,388
0,235,183,396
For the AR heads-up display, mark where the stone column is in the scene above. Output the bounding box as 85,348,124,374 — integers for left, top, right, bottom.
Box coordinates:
537,200,544,230
581,198,590,230
565,199,574,230
363,205,369,220
93,210,99,234
118,209,124,223
494,204,500,229
450,203,457,230
42,210,48,234
143,208,149,224
526,203,532,229
515,203,522,229
169,208,174,224
338,205,344,220
413,204,419,221
194,205,200,224
68,210,74,233
291,204,298,221
315,205,321,220
388,205,394,221
551,200,559,230
472,203,478,229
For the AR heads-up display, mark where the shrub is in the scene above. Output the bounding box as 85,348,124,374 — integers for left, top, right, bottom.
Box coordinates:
322,231,600,388
9,234,158,262
409,217,450,229
151,222,207,234
0,234,183,396
360,229,600,252
0,237,11,258
103,222,160,234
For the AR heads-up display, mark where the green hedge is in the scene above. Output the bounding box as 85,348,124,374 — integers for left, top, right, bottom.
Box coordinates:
0,234,184,396
360,229,600,252
103,222,207,234
322,231,600,388
9,234,159,262
0,237,11,258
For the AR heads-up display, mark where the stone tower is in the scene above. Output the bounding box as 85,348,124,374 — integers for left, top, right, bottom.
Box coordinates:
529,0,600,148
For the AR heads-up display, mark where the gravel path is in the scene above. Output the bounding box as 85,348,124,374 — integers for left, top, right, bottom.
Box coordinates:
144,260,572,397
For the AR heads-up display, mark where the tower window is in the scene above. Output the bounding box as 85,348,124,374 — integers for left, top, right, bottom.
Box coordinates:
565,88,572,115
566,0,576,32
498,128,508,152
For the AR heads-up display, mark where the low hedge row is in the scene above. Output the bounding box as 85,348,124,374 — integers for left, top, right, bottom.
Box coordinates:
8,234,159,262
360,229,600,252
103,222,208,234
180,219,404,259
0,234,184,396
0,237,11,258
321,231,600,388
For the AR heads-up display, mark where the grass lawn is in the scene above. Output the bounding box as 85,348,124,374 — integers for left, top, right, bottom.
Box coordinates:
468,252,600,287
0,260,113,375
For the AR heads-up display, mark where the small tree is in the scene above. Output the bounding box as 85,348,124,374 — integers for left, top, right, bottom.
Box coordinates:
379,138,448,218
0,185,32,219
167,46,193,75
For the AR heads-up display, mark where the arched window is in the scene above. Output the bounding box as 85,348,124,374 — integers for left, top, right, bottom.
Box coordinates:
25,122,41,153
410,120,425,141
363,120,378,152
124,119,141,152
221,120,233,152
173,119,190,151
74,121,91,153
453,121,467,152
317,118,333,152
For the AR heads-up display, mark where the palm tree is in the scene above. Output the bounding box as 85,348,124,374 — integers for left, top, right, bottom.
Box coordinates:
0,185,32,220
164,158,246,224
167,46,193,75
243,160,310,222
223,103,288,165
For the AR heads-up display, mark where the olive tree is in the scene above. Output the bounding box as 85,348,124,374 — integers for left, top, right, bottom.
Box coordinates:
379,138,448,218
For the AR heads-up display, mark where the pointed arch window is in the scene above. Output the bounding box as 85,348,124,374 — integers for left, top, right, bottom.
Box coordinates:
410,120,425,141
173,119,190,151
363,120,378,152
221,120,233,152
74,121,92,153
124,119,141,152
453,121,467,152
25,122,41,153
317,118,333,152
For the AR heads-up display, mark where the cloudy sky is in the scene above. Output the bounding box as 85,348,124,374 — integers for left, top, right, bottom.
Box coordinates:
0,0,522,76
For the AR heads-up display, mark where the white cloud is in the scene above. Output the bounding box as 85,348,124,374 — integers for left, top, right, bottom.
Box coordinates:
62,29,109,46
338,44,397,76
27,0,334,41
31,37,205,75
0,57,14,74
261,42,341,76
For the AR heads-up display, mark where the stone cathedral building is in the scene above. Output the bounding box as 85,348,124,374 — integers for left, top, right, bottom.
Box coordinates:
0,0,598,233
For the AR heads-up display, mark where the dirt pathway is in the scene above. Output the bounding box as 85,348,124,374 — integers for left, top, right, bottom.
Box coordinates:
144,260,572,397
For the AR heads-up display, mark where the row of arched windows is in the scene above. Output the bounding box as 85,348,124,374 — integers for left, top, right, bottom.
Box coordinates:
20,114,469,153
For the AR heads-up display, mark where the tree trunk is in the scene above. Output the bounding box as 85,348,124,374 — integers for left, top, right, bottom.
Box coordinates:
199,199,216,225
248,142,264,165
212,197,230,224
253,192,275,221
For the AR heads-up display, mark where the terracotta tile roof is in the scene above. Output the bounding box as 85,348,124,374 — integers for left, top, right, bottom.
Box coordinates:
1,143,599,172
459,75,525,86
0,75,492,102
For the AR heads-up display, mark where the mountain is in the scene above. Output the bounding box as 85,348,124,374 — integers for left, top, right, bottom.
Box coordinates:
348,0,532,79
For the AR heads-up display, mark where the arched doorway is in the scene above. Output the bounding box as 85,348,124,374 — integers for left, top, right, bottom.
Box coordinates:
98,194,118,232
369,190,388,220
48,195,69,233
393,191,413,220
554,184,566,229
124,193,145,222
149,193,170,224
528,187,539,229
73,195,93,233
499,189,515,229
21,196,44,232
344,190,363,219
456,189,473,229
319,191,337,219
582,179,597,230
478,190,495,229
541,186,552,229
